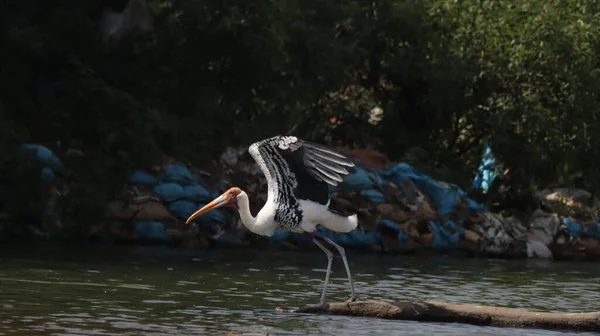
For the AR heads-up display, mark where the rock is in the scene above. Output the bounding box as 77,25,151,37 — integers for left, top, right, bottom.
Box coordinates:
463,229,484,244
375,203,413,223
476,213,514,254
538,187,592,205
459,228,485,252
105,201,177,222
582,237,600,257
528,210,560,244
550,236,587,260
526,234,553,259
153,183,185,203
104,220,137,241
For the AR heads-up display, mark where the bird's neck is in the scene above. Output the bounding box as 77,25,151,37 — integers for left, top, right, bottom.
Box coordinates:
236,191,267,236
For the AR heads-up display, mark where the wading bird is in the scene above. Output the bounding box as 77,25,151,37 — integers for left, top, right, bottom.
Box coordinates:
186,135,359,307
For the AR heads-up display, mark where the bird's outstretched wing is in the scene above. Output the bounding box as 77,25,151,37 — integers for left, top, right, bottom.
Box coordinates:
248,135,355,205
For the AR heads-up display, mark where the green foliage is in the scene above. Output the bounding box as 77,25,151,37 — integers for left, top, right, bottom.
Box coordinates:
2,0,600,234
427,0,600,190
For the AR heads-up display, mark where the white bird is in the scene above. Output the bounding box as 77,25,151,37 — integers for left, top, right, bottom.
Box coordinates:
186,135,359,307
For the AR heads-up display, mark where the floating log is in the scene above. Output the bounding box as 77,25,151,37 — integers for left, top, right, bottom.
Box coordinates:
276,300,600,333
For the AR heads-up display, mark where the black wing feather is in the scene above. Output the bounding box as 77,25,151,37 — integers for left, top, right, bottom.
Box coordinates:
270,136,354,205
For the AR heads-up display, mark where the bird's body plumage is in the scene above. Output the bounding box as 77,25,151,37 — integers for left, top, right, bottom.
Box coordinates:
248,135,357,236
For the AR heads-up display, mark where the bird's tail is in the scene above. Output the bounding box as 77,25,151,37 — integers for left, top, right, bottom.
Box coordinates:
320,212,358,233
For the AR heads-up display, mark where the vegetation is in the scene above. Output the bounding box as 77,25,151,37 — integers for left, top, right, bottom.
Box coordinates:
1,0,600,232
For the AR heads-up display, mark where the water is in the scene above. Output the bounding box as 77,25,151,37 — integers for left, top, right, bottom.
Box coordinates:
1,243,600,336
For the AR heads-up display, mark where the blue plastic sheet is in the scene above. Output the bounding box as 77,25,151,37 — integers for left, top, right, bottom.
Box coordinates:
169,200,198,219
183,184,211,202
377,219,412,247
40,167,55,182
344,229,383,247
381,163,479,217
182,201,226,224
429,220,463,249
133,221,169,241
472,143,503,194
129,170,158,185
360,188,387,204
21,144,63,170
342,166,382,189
562,217,600,239
209,207,227,223
159,163,196,185
153,183,185,203
449,183,486,211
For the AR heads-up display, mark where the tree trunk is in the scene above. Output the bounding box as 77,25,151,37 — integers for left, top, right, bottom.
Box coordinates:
276,300,600,333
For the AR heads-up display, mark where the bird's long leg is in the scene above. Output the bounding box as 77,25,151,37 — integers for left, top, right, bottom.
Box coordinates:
304,232,333,308
312,230,358,303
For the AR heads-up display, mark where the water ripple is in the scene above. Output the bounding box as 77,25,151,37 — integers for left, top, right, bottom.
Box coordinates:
1,246,600,335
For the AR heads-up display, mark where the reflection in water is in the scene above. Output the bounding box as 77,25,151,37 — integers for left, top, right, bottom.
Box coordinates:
0,243,599,335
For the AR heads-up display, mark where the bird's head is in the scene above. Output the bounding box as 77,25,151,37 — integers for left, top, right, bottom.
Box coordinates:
185,187,243,224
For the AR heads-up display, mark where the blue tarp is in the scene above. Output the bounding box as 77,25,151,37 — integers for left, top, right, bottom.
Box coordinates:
169,200,198,219
376,219,412,252
183,184,211,202
153,183,185,203
360,188,387,204
21,144,63,170
178,201,226,225
342,166,382,190
382,163,471,216
129,170,158,186
159,163,196,185
343,229,382,247
21,144,63,181
133,221,169,241
429,220,463,249
472,143,503,194
40,167,55,182
562,217,600,239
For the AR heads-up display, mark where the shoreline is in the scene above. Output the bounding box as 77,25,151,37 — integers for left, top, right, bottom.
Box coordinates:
2,144,600,261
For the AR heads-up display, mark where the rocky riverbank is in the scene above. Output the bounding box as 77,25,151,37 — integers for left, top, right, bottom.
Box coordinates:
3,143,600,260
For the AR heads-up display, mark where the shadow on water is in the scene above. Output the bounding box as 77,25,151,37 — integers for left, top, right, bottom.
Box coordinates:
1,242,599,335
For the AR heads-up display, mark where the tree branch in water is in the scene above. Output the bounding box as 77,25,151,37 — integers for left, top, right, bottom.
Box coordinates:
276,300,600,333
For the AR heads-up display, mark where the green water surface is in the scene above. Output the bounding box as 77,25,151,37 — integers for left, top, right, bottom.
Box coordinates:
1,243,599,335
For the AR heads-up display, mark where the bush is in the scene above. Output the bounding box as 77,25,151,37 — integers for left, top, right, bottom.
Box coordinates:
2,0,600,234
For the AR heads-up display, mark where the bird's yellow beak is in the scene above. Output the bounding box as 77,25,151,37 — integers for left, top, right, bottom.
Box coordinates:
185,193,232,224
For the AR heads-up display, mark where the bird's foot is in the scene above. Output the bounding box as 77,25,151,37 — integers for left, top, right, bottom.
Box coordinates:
345,294,359,303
